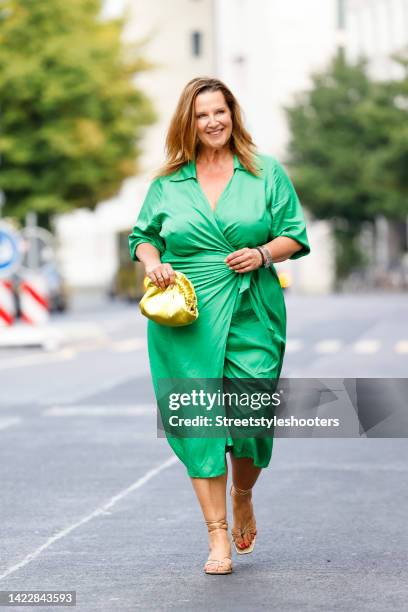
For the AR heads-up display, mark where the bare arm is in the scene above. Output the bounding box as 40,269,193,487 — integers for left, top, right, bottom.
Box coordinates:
136,243,175,289
264,236,303,263
224,236,303,272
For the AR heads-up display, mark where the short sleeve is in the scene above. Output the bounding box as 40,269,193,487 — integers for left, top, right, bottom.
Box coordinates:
270,159,311,260
128,178,166,262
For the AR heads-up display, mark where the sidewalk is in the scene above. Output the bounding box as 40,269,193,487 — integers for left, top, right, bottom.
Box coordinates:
0,320,107,351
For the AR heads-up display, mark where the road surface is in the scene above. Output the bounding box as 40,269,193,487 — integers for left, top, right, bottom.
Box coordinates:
0,292,407,611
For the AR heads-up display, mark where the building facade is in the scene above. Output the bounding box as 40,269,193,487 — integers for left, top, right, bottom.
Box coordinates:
345,0,408,79
123,0,217,173
216,0,338,158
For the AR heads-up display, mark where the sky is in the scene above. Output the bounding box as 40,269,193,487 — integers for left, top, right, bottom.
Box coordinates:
101,0,126,20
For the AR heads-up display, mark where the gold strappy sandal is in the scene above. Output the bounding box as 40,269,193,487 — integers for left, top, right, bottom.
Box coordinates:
204,519,233,575
230,484,257,555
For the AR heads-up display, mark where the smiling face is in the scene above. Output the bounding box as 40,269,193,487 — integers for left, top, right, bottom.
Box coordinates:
194,89,233,152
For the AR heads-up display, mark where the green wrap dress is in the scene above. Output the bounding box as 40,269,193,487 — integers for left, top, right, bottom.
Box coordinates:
128,153,310,478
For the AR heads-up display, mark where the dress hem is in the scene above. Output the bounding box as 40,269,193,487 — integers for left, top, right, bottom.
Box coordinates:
187,449,270,479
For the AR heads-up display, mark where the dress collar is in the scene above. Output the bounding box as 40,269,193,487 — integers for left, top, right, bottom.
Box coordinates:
169,153,252,182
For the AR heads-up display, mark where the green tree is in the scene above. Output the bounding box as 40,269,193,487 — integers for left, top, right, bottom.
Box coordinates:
357,53,408,220
0,0,155,226
285,52,408,280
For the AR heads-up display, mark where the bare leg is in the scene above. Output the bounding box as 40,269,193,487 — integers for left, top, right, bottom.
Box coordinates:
190,457,231,572
229,455,261,549
230,455,261,490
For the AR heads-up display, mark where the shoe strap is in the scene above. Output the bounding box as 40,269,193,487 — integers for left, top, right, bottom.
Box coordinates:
204,557,233,573
206,518,228,532
230,484,253,497
206,557,232,566
232,524,257,538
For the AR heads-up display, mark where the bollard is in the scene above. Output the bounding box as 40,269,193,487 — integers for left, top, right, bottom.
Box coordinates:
0,279,16,326
19,272,50,325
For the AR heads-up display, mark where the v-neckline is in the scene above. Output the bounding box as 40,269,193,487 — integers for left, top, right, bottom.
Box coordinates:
194,156,236,216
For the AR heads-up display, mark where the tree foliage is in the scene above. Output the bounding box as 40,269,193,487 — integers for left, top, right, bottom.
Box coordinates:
359,52,408,219
0,0,156,224
285,52,408,278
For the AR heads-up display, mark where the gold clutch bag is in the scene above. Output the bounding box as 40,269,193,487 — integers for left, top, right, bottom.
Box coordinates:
139,271,199,327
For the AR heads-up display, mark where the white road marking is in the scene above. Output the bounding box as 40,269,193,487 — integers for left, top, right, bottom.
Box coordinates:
2,336,405,374
285,339,303,353
353,340,380,354
42,405,154,417
273,462,408,472
103,320,135,333
68,338,111,352
0,455,178,581
0,336,145,370
395,340,408,354
314,339,343,354
0,349,76,371
111,338,146,352
0,417,22,431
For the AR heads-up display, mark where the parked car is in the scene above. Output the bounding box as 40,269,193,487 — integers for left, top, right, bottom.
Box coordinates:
107,261,145,302
107,230,145,301
41,263,69,312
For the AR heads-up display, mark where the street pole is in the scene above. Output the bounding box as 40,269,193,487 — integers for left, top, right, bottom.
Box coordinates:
336,0,346,58
25,212,39,270
0,191,4,219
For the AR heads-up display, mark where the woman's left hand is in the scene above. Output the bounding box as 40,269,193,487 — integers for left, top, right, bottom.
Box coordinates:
224,247,263,273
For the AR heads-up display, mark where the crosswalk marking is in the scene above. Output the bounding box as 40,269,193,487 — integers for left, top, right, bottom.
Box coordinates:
286,339,408,355
0,417,22,431
0,337,146,370
0,348,76,371
353,340,380,354
395,340,408,354
111,338,146,352
1,338,407,370
315,339,343,354
285,339,303,353
42,405,154,417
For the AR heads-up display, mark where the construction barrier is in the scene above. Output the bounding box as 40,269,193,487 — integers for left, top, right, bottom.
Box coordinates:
19,273,50,325
0,279,16,326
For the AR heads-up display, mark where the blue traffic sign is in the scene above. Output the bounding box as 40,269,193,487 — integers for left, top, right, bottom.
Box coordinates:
0,223,22,278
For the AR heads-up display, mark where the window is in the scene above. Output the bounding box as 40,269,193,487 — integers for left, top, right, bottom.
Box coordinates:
337,0,346,29
191,31,202,57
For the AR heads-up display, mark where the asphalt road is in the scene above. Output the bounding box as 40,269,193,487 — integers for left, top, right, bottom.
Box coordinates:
0,292,407,611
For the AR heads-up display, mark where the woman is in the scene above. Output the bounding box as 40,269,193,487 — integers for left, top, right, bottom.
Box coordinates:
128,77,310,574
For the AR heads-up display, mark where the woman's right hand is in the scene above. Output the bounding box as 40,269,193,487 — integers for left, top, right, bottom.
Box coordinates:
145,262,176,290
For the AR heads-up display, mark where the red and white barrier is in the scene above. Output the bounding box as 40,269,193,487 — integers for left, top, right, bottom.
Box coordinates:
0,279,16,326
19,273,49,325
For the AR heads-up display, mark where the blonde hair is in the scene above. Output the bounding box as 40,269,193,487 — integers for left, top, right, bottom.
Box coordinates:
155,77,260,177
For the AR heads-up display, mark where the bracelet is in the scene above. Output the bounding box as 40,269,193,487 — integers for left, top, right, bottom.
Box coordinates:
254,247,265,266
259,245,273,268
